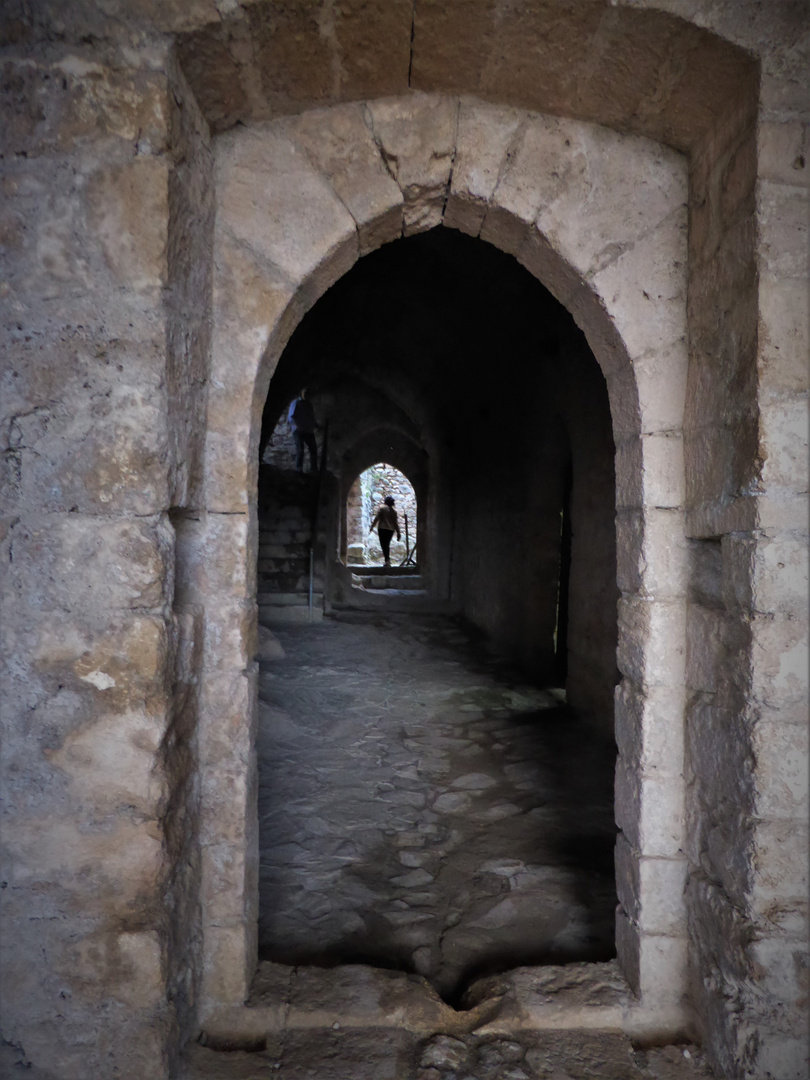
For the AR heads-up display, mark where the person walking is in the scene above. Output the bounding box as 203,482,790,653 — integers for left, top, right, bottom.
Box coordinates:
369,495,401,567
288,388,318,473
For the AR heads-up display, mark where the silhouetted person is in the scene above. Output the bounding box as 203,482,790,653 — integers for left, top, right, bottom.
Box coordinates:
288,388,318,473
370,495,400,567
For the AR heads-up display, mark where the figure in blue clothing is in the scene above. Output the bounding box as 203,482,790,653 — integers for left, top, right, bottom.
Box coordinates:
288,388,318,473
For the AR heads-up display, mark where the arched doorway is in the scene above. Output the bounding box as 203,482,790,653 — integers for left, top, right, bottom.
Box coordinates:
251,229,619,1000
346,463,417,569
195,95,690,1033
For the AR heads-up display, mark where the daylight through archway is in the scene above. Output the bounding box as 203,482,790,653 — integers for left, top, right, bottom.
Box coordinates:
198,97,695,1035
348,463,417,569
252,228,618,1001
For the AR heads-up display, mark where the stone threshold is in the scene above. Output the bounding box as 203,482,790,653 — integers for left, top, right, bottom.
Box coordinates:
199,960,690,1048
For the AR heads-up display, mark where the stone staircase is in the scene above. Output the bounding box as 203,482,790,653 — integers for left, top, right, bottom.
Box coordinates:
350,568,425,594
257,468,325,625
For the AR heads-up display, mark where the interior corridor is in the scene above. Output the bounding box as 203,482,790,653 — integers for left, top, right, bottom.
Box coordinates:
257,612,616,1002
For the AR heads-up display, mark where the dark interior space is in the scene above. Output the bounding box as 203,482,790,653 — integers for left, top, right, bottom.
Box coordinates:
256,614,617,1004
259,229,617,705
256,228,619,999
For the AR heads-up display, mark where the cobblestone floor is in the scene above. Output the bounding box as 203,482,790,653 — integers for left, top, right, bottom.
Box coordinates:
257,612,617,1001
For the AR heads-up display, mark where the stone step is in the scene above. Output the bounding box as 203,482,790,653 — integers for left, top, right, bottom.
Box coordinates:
258,580,324,594
257,560,311,575
259,594,324,624
258,563,324,577
258,539,321,550
352,575,425,591
258,545,311,556
258,592,305,605
258,542,311,557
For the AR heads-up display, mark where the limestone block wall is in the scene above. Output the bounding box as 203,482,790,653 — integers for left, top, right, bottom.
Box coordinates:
0,4,806,1078
445,101,692,1028
202,94,692,1038
0,42,212,1078
682,34,809,1080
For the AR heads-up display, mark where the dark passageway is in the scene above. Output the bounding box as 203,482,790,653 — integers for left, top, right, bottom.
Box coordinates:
257,613,616,1002
256,228,619,1000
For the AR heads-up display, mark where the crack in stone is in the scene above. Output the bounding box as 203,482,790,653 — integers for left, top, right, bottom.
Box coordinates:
217,222,299,293
585,201,686,282
478,115,530,240
407,0,417,88
362,103,406,238
286,126,364,251
440,97,461,222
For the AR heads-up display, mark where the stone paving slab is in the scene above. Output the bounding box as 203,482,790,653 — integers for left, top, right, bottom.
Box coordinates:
258,613,617,1002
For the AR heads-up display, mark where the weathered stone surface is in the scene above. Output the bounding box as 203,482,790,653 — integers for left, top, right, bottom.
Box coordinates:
749,614,808,711
758,121,810,188
0,56,171,158
210,234,301,440
758,181,809,281
617,597,686,689
45,710,168,815
86,158,169,290
537,129,686,286
5,514,172,613
615,760,684,858
365,94,458,235
615,507,689,600
632,339,689,434
177,0,413,132
759,396,809,493
445,100,523,236
216,124,359,291
614,680,685,779
616,838,688,935
178,512,255,601
590,214,687,364
4,813,163,916
0,334,170,515
758,276,809,398
2,4,807,1077
166,57,214,507
285,103,403,254
488,114,580,232
750,818,810,919
750,719,809,820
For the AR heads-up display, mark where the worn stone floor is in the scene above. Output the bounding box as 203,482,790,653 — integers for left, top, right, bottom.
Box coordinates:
256,612,617,1002
183,1029,716,1079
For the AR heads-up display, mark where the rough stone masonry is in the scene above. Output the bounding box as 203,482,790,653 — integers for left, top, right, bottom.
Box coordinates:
0,2,807,1079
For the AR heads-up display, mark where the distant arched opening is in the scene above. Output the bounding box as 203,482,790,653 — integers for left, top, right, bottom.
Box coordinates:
346,463,417,568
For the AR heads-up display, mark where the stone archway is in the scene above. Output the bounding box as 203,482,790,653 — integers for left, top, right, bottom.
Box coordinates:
191,93,689,1035
339,436,428,574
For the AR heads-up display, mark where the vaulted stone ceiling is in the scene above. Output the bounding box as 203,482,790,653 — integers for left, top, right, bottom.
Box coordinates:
173,0,757,150
259,228,575,453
